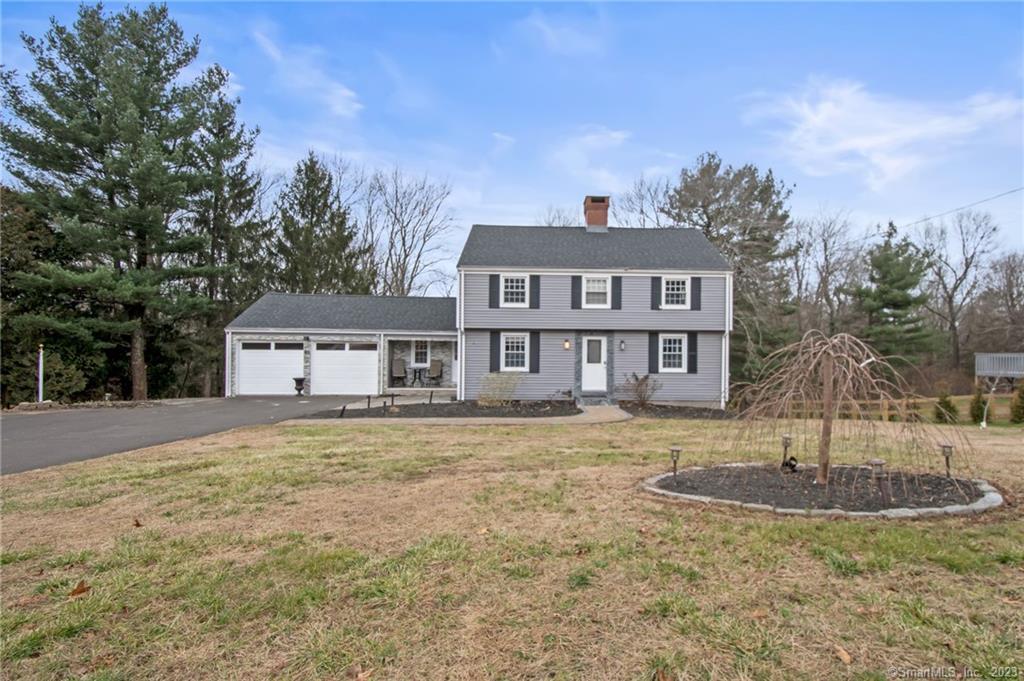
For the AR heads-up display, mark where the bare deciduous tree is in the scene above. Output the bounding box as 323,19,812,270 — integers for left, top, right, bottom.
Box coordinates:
535,204,579,227
361,167,455,296
921,210,999,368
611,175,671,228
787,210,864,335
963,251,1024,355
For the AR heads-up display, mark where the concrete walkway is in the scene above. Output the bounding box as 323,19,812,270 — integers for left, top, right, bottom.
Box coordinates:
284,404,633,427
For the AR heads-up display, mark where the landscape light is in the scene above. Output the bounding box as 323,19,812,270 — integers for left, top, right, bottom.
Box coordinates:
670,446,681,483
940,444,953,479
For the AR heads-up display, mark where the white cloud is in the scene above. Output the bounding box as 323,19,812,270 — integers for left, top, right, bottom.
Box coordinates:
251,28,362,118
548,125,631,192
520,9,607,56
747,77,1023,191
375,51,432,111
491,132,516,154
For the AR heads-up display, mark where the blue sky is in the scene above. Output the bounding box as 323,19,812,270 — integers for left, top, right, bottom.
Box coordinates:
4,1,1023,263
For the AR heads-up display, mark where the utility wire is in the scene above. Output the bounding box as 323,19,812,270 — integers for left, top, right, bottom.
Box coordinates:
898,186,1024,229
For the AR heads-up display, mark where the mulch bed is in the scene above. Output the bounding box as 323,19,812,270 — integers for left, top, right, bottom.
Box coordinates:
300,400,582,420
619,401,736,420
653,464,982,512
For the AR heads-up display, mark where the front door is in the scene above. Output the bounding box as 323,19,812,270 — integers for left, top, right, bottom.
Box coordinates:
581,336,607,393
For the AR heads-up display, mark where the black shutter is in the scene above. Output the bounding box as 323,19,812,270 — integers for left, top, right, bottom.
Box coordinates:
570,276,582,309
529,275,540,309
648,332,659,374
529,332,540,373
490,331,500,372
611,276,622,309
691,277,702,311
687,332,698,373
489,275,500,308
651,276,661,309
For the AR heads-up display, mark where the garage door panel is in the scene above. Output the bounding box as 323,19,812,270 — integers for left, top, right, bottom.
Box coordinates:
238,343,304,395
311,343,378,395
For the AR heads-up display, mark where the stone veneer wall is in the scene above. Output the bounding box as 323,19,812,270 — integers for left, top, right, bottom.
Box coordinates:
386,340,456,389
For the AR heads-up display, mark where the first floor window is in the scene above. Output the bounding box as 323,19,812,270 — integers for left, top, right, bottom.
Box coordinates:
501,333,528,371
660,335,687,372
412,340,429,366
502,275,527,306
583,276,610,308
663,277,689,308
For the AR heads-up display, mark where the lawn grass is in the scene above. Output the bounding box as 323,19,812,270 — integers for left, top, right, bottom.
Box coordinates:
1,418,1021,679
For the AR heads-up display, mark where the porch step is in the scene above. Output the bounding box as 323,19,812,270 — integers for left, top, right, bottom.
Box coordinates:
577,394,613,407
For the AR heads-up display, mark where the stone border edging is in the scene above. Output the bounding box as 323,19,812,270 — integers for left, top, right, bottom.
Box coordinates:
641,462,1004,519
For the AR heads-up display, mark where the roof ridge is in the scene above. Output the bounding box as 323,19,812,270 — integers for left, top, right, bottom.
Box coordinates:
469,223,699,231
263,291,455,300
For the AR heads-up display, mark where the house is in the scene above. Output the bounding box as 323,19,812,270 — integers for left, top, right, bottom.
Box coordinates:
225,196,733,406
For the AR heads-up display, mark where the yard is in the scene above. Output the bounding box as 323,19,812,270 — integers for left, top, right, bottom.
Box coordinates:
1,417,1021,680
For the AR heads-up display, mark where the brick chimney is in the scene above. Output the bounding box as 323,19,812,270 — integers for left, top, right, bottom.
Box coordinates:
583,195,609,232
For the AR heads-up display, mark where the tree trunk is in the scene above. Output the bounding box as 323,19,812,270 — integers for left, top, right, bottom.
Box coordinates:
131,327,148,401
817,352,834,485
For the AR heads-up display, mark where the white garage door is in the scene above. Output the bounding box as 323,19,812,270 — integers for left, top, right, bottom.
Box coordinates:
237,341,304,395
311,341,379,395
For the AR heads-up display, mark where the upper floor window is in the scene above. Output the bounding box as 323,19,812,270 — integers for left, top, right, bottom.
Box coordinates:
659,334,688,373
662,277,690,309
501,274,529,307
583,275,611,309
501,333,528,371
411,340,430,367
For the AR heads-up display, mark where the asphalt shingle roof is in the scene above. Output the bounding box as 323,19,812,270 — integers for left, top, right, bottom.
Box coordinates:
457,225,732,271
227,293,457,332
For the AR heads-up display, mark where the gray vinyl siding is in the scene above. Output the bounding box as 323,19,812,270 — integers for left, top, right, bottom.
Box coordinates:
462,329,724,403
462,272,727,330
462,330,575,400
612,332,724,403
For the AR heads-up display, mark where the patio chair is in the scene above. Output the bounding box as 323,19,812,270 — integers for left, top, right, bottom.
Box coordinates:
391,357,407,387
427,359,443,386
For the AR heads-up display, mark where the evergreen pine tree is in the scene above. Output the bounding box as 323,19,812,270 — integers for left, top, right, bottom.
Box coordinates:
273,152,374,294
1010,388,1024,424
934,391,958,424
851,223,935,362
1,5,227,399
969,384,987,424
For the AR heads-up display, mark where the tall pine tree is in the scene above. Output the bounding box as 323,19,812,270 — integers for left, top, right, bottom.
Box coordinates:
185,90,273,395
852,223,935,362
273,152,374,294
2,4,228,399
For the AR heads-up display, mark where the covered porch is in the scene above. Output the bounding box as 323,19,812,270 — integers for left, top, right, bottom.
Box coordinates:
383,335,458,391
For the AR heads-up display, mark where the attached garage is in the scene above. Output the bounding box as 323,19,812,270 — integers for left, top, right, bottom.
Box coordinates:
310,341,378,395
225,293,457,397
237,341,304,395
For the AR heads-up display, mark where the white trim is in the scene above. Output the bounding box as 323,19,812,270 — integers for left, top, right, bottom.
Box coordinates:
658,333,688,373
409,339,431,368
379,332,385,395
459,266,732,276
720,333,727,409
660,276,691,310
228,327,457,337
458,270,465,400
725,272,733,332
224,330,232,397
499,273,530,308
499,332,530,372
581,274,612,309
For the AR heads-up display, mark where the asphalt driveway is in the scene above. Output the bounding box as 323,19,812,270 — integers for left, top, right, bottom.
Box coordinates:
0,396,353,474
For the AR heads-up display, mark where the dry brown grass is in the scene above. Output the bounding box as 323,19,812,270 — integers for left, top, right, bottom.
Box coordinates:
1,418,1022,680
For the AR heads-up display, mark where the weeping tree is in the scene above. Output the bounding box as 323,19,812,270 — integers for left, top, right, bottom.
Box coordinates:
735,332,974,487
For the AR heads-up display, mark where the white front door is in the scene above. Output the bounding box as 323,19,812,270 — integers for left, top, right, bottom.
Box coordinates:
581,336,607,392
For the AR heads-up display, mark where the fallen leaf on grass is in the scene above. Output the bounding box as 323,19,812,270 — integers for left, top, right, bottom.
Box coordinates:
750,609,768,619
834,644,852,665
477,527,489,535
346,665,374,680
69,580,91,598
652,669,673,681
133,518,142,528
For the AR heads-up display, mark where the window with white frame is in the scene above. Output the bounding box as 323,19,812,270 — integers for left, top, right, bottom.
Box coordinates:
659,334,688,372
662,277,690,308
583,275,610,308
501,274,528,307
501,333,528,371
411,340,430,367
